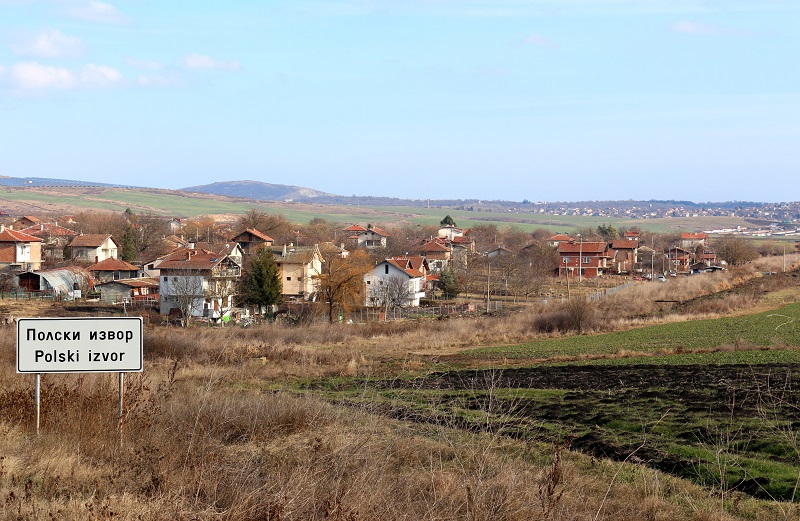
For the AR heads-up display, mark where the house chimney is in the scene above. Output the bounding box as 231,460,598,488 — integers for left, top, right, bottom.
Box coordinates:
0,225,4,233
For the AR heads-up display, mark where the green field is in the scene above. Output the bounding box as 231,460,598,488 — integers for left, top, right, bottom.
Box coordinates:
313,301,800,500
1,186,757,233
464,302,800,360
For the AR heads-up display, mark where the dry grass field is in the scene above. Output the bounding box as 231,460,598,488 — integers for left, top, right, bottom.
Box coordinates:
2,258,800,520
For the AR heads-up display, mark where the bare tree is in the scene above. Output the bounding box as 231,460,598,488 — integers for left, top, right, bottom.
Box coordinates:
237,209,292,243
715,237,759,267
368,275,412,310
164,271,204,327
315,249,373,323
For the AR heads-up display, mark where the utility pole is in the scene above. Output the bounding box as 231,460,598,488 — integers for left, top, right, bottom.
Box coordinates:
578,234,583,283
485,257,491,310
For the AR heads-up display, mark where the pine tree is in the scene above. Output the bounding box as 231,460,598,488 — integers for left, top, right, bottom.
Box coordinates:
238,246,282,313
120,226,138,262
437,267,460,299
440,215,456,227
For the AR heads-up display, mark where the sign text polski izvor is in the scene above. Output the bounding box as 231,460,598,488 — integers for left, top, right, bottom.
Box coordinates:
17,317,143,373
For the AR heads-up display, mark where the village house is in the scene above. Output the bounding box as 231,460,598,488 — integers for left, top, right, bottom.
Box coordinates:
414,239,451,272
364,257,427,308
667,247,693,272
19,222,79,261
608,240,638,274
557,241,610,279
95,277,159,305
11,216,41,229
270,244,323,299
344,224,388,249
158,248,241,321
67,234,118,263
231,228,275,255
0,225,42,271
547,234,575,248
437,225,464,241
88,257,142,283
680,232,709,250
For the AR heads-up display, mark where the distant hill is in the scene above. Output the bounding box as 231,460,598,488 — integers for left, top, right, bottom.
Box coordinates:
182,180,333,201
0,176,125,188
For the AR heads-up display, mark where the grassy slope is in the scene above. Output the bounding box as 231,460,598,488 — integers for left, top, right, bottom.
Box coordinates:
1,186,756,232
464,301,800,361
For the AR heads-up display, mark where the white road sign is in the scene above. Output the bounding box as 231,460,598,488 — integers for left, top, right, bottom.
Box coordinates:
17,317,143,373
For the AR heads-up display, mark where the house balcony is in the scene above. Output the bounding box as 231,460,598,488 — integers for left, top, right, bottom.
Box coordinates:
211,268,241,278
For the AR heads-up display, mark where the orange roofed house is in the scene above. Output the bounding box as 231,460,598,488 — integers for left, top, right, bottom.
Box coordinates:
158,248,241,322
0,225,42,272
344,224,388,249
67,234,118,263
557,241,610,279
364,257,428,307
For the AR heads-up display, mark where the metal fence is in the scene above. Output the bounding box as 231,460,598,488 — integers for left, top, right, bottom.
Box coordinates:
0,290,59,301
587,281,635,301
348,300,504,323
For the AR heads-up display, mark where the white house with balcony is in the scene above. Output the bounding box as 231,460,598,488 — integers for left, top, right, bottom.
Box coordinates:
0,225,42,272
158,248,241,321
364,257,426,308
67,234,118,263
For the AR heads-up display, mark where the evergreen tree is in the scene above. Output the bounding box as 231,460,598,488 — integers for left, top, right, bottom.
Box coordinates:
120,226,138,262
238,246,283,313
437,267,460,299
440,215,456,227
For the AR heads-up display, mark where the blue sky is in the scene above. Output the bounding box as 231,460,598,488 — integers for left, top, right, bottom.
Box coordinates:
0,1,797,203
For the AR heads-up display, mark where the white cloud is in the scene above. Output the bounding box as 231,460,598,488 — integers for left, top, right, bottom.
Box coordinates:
10,61,75,89
183,53,241,71
671,20,751,36
79,63,121,86
12,29,85,58
3,61,121,90
63,1,126,23
523,33,557,49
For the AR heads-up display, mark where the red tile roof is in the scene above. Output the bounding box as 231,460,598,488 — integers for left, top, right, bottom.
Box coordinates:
344,224,367,232
233,228,274,242
558,242,608,254
20,223,78,237
385,258,423,278
88,258,140,272
609,240,637,250
159,248,229,270
548,234,574,242
419,241,450,253
0,228,42,243
681,232,708,240
68,234,116,248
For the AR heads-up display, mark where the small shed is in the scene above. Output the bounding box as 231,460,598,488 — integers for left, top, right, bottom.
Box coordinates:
17,267,93,298
95,277,159,304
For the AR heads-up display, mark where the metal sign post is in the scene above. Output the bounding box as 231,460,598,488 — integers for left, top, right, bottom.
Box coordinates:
17,317,143,442
35,373,41,435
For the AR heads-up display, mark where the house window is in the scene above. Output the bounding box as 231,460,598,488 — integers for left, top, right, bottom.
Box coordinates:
366,280,371,285
385,264,389,274
163,277,168,281
583,257,590,264
286,277,292,281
